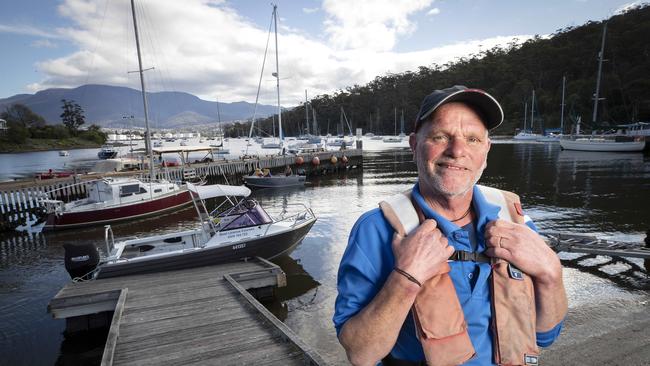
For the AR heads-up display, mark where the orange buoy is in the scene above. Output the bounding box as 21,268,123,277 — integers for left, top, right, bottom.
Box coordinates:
312,156,320,166
330,155,338,164
295,156,304,165
341,155,349,164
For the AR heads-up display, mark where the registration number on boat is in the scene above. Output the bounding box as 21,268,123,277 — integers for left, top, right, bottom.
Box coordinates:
232,243,246,250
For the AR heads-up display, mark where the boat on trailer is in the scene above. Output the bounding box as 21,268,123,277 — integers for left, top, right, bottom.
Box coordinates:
62,182,317,280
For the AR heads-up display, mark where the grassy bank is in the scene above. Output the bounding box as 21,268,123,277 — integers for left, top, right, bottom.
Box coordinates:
0,138,102,153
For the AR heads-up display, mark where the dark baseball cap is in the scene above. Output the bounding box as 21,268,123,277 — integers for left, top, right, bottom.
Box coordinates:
414,85,504,132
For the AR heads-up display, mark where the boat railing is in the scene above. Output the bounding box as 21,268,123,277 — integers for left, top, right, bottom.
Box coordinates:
274,203,316,228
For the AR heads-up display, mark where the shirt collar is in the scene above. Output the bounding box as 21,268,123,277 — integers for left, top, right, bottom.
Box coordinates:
411,182,502,238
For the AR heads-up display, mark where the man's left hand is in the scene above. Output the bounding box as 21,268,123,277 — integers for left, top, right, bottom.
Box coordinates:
484,220,561,285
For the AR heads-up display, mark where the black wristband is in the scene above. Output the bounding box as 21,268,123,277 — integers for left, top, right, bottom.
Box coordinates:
394,268,422,287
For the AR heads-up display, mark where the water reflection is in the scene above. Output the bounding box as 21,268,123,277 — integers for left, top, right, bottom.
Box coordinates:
0,146,648,365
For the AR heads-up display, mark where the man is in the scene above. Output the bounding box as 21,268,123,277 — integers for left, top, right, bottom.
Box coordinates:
334,86,567,366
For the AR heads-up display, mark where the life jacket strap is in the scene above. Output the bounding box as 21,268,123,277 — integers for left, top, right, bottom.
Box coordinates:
449,250,491,263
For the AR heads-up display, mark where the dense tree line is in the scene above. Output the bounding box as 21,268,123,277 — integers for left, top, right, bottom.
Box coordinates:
228,4,650,137
1,100,106,145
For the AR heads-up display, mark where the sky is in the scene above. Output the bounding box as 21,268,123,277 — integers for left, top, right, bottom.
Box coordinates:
0,0,642,107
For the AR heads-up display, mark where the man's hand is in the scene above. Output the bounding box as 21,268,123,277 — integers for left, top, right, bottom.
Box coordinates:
392,219,454,284
484,220,561,285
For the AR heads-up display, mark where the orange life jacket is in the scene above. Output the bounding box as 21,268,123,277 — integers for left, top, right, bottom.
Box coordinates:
379,185,539,366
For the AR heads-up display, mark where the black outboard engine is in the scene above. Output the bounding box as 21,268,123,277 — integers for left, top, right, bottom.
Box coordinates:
63,243,100,279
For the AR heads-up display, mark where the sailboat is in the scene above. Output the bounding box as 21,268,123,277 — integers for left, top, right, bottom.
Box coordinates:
243,5,306,188
29,0,192,232
514,90,542,140
560,23,645,152
537,76,566,143
383,108,403,143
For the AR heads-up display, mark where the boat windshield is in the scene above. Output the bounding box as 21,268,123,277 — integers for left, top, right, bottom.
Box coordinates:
215,199,272,231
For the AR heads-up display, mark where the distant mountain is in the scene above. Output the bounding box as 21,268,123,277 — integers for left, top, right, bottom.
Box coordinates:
0,84,276,128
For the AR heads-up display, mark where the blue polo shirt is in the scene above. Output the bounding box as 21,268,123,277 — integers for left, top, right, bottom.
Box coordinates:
333,183,563,365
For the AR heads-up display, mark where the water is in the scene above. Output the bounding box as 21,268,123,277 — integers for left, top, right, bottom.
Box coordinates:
0,140,648,365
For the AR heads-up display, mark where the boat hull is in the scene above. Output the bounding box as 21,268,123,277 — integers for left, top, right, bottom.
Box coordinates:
96,218,316,279
243,175,306,188
559,139,645,152
43,190,192,231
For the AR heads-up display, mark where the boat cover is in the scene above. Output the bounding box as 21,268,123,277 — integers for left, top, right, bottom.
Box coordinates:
186,183,251,199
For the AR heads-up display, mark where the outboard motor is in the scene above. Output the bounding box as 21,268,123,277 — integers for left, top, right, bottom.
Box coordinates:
63,243,100,279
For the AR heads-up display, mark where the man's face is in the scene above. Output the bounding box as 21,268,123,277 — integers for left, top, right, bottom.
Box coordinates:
409,102,491,197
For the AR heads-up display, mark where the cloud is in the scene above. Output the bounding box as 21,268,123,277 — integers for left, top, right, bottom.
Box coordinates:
321,0,433,51
302,7,319,14
29,0,531,108
31,39,59,48
0,24,62,38
614,1,642,14
426,8,441,16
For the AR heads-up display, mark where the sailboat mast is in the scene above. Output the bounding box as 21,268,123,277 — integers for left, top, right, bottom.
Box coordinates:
523,101,528,131
130,0,154,185
305,90,309,135
560,75,566,134
272,4,283,148
592,22,607,125
531,90,535,132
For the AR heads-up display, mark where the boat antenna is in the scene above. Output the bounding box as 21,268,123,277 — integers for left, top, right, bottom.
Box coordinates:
272,4,283,152
130,0,155,191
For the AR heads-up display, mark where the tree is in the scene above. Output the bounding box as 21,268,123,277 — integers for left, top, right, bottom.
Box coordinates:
1,104,46,128
60,99,86,134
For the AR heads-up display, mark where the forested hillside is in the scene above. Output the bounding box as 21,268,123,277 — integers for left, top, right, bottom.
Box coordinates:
245,4,650,137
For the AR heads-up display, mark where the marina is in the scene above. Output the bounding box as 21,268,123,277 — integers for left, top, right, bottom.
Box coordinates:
1,141,648,365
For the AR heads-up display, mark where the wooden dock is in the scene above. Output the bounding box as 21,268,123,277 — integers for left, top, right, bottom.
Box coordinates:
48,258,327,365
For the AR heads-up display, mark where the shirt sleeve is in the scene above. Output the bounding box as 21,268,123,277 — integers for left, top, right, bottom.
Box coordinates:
536,319,564,347
333,210,393,336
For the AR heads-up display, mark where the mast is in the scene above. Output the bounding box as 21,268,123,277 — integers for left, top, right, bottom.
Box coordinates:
272,4,283,149
523,101,528,131
560,75,566,134
305,90,309,135
530,90,535,132
394,107,397,136
130,0,155,185
592,22,607,125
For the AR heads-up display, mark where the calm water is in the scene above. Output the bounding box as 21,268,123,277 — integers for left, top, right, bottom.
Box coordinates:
0,141,649,365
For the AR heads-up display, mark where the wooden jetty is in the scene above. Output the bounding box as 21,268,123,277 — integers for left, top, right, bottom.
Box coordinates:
48,258,327,366
0,148,362,231
542,231,650,259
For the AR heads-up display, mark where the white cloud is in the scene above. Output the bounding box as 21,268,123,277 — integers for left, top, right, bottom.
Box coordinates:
614,1,642,14
426,8,441,16
302,7,319,14
321,0,433,51
29,0,531,108
0,24,62,38
31,39,59,48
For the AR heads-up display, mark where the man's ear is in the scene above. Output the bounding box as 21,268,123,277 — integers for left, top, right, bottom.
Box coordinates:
409,132,417,152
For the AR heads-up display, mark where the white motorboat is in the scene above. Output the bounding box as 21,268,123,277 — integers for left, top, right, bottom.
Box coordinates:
61,182,317,280
514,131,542,140
59,150,70,157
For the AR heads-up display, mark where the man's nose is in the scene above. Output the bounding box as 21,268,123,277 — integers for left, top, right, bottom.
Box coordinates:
445,137,466,157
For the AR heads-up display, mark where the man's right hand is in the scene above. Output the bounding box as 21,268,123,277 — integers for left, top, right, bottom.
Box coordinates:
392,219,454,284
